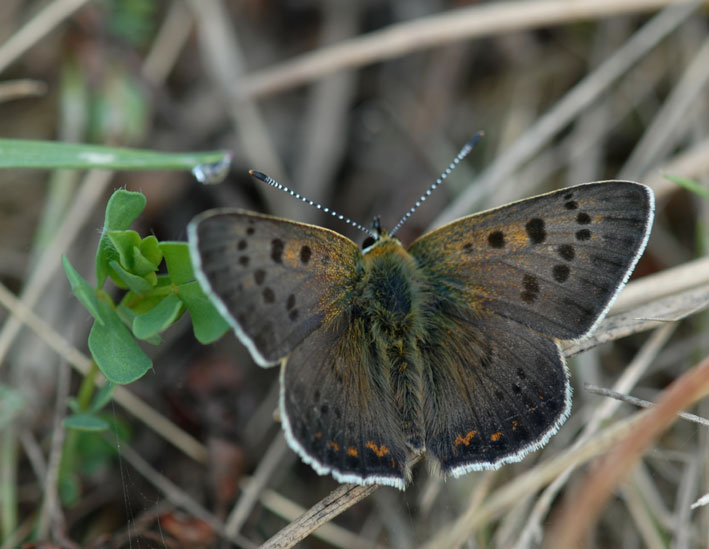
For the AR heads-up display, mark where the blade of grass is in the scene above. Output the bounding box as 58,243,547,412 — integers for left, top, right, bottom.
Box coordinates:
0,139,228,171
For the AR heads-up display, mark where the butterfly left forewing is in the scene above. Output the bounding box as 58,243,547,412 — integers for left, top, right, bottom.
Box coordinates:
408,181,653,340
188,209,361,366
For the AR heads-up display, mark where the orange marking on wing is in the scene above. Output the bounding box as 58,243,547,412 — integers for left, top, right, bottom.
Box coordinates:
454,430,477,447
365,441,390,457
538,394,545,400
329,441,339,451
504,226,529,249
314,432,322,439
346,447,358,457
511,420,519,431
491,431,502,442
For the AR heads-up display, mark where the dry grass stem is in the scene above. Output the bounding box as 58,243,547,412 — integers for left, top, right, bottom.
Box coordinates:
0,0,92,74
619,38,709,179
225,434,289,537
0,172,112,368
612,256,709,313
261,483,379,549
432,0,702,225
549,352,709,547
564,282,709,356
238,0,700,100
186,0,289,214
585,384,709,427
255,483,386,549
0,79,46,102
516,323,676,546
114,439,255,549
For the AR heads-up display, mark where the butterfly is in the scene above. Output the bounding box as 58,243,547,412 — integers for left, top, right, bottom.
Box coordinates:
187,145,654,490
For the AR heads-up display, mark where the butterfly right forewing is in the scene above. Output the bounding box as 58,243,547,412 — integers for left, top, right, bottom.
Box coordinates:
408,182,653,341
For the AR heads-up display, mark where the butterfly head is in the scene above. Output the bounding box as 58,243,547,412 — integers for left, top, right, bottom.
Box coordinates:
360,215,406,256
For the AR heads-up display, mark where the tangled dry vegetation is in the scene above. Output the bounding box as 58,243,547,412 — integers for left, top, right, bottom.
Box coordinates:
1,0,709,547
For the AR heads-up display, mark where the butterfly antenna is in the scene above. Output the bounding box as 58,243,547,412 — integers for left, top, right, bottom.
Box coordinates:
388,131,484,237
249,170,378,239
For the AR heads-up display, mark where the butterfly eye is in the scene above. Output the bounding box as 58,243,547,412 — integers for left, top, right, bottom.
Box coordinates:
362,236,376,249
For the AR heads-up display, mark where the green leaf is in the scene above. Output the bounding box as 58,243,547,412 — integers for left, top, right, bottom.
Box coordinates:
105,190,146,230
63,413,110,432
89,382,116,413
97,190,147,287
88,300,152,384
62,255,104,324
160,241,193,285
131,245,158,277
139,235,162,266
118,304,161,344
109,260,154,294
178,281,229,344
132,294,184,340
0,139,228,170
107,230,141,270
665,174,709,199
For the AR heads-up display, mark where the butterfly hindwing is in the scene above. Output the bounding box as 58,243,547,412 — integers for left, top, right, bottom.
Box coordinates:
280,312,410,488
417,301,570,473
188,209,362,365
408,181,654,340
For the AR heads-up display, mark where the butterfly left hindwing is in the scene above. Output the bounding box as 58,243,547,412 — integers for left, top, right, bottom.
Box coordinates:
280,312,411,489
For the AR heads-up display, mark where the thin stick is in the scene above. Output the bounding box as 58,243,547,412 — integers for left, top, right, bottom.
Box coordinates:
432,0,702,225
0,0,92,75
585,384,709,428
237,0,699,100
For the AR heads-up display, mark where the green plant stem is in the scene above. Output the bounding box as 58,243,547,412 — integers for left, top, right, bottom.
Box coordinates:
76,361,99,411
1,426,18,543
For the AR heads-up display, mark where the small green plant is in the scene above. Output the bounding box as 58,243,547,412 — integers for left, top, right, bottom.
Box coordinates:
62,189,228,415
59,188,229,503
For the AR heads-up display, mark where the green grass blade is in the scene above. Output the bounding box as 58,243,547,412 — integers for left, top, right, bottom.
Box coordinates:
0,139,229,170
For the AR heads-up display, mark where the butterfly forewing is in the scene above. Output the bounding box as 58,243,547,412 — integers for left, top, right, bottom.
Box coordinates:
188,210,362,365
408,181,654,340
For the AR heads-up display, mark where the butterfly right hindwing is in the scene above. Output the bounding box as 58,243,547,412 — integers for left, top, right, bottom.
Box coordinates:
417,301,570,473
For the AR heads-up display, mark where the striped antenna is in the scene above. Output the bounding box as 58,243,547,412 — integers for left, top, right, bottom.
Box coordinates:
249,170,377,239
388,131,484,237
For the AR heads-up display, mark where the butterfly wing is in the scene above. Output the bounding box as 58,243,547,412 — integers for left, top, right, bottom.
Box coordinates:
188,209,362,366
408,181,654,341
407,181,653,471
280,312,410,489
418,303,570,472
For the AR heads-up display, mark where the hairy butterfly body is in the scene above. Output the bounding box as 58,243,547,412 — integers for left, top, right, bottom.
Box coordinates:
189,180,653,490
